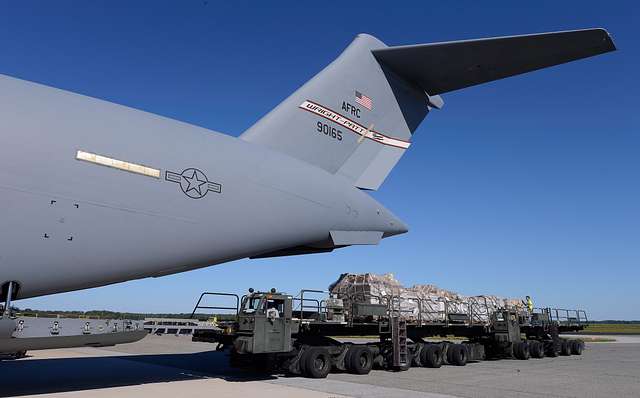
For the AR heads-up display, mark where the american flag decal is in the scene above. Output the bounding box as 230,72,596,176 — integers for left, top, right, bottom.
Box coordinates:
355,90,373,110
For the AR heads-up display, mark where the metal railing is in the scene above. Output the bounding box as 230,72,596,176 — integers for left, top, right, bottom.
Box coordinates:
547,308,589,325
294,289,324,320
336,290,590,329
188,288,589,331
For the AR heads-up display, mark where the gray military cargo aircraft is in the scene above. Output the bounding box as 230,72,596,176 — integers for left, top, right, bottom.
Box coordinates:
0,29,615,350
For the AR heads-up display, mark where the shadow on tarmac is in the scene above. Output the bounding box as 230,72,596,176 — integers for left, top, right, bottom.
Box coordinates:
0,350,276,397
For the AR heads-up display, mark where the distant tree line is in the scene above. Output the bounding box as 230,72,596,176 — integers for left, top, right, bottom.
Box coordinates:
594,320,640,324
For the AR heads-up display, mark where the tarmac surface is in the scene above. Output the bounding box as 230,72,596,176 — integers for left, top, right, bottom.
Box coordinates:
1,334,639,398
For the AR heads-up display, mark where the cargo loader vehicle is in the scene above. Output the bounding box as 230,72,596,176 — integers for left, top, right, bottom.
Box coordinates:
191,288,587,378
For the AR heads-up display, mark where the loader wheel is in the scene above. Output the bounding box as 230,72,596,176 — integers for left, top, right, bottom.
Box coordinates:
570,340,584,355
544,340,559,357
384,349,412,371
447,344,467,366
398,350,413,371
529,341,545,359
514,342,530,360
303,347,331,378
348,346,373,375
421,345,443,368
560,340,572,356
343,345,354,372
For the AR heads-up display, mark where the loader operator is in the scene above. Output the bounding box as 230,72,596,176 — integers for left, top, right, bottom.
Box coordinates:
524,296,534,313
266,300,280,319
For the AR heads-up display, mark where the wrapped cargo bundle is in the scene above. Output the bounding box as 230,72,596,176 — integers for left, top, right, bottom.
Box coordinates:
329,273,452,322
329,273,402,303
329,273,525,324
329,273,418,319
467,296,505,323
410,284,461,301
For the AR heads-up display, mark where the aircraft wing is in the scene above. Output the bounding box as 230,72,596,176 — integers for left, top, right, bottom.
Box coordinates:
372,28,616,95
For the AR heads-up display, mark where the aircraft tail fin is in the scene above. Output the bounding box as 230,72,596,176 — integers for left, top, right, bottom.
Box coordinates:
240,29,615,190
241,33,422,190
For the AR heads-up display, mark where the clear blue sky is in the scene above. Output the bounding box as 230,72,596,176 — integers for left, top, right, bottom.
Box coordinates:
2,1,637,320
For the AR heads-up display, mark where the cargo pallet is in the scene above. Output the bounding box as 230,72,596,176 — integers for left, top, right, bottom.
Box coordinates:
191,288,588,378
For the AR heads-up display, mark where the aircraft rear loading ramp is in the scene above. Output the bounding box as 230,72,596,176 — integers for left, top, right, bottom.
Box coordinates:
0,315,146,358
0,281,146,359
190,275,588,378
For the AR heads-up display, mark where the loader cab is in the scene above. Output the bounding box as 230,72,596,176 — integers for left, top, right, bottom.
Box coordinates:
236,290,293,354
491,310,521,343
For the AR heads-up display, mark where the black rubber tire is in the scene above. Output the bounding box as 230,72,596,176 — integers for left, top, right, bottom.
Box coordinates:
398,350,413,371
514,342,530,360
348,346,373,375
254,354,273,372
560,340,572,356
421,345,443,368
570,340,584,355
522,342,531,360
303,347,332,378
529,341,545,359
343,345,354,372
545,341,559,357
447,344,468,366
512,342,520,359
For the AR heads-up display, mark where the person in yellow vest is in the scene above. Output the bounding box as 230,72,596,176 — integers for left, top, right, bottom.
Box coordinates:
525,296,534,313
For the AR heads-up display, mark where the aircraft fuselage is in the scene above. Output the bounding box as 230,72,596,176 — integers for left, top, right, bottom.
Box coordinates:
0,75,405,299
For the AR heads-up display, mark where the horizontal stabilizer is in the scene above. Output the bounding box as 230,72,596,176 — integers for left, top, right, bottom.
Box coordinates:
242,29,615,191
372,28,616,94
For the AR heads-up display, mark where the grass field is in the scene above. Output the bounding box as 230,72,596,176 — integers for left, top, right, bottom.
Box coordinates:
583,323,640,334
